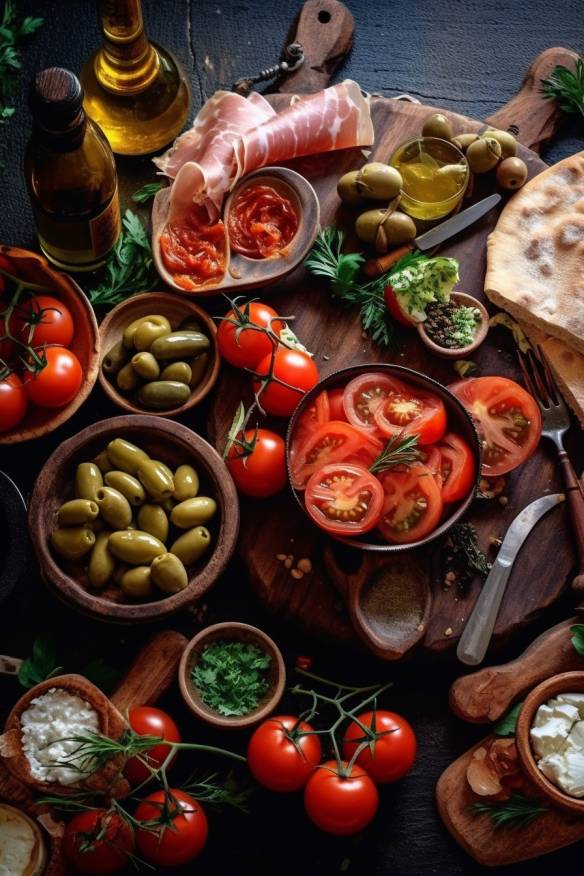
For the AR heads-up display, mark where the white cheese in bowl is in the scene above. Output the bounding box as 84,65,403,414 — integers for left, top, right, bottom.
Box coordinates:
0,804,46,876
531,692,584,797
20,688,99,785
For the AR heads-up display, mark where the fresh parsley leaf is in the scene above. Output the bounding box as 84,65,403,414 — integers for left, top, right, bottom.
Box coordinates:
541,58,584,119
88,209,157,308
131,182,164,204
493,702,522,737
18,635,62,688
192,640,271,717
0,1,42,138
571,624,584,657
469,792,547,829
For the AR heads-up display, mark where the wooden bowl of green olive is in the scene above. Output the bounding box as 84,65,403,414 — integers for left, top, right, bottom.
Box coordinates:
28,416,239,622
98,292,220,416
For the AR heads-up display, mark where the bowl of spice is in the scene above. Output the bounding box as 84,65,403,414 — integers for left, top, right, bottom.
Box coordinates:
179,622,286,729
417,292,488,359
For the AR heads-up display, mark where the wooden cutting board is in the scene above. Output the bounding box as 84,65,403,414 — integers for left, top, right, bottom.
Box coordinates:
437,618,584,865
208,0,582,657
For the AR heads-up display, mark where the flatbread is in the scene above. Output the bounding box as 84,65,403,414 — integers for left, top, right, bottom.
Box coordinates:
519,323,584,427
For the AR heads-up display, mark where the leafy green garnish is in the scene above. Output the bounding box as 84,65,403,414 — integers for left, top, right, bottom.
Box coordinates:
192,640,271,717
449,305,481,347
391,256,459,322
131,182,164,204
493,702,522,737
370,432,421,475
18,636,62,688
88,210,156,309
571,624,584,657
541,58,584,119
469,792,548,830
0,1,43,118
453,359,477,378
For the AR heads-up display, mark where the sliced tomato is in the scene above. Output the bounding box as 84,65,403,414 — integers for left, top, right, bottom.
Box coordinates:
378,464,443,544
384,284,417,326
419,444,442,488
436,432,476,503
449,377,541,477
305,462,384,536
343,372,405,434
328,387,347,421
290,420,382,490
374,381,447,445
293,390,330,445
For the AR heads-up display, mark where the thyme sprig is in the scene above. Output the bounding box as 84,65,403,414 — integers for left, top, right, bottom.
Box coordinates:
541,58,584,119
469,792,548,830
369,432,421,475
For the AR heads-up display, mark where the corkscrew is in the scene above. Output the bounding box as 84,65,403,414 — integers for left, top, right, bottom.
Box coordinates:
232,42,305,96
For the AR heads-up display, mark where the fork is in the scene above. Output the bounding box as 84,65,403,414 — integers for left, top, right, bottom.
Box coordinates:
517,345,584,596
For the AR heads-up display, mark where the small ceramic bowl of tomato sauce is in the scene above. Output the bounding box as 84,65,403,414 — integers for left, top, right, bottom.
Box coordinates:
286,363,481,552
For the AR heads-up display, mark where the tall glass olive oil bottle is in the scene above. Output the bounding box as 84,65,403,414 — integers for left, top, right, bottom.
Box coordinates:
25,67,121,272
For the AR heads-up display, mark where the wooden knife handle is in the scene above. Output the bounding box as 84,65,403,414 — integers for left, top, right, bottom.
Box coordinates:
557,450,584,595
363,244,414,278
110,629,187,715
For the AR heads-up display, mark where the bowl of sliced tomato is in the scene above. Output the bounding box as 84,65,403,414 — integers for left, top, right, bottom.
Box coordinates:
286,364,482,551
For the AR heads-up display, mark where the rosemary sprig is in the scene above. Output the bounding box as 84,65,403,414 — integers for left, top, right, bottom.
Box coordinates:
469,792,548,830
182,770,254,813
88,210,157,309
541,58,584,119
369,432,421,474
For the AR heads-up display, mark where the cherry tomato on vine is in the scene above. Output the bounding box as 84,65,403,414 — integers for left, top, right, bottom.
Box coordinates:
304,760,379,835
217,300,284,369
247,715,322,792
0,372,28,432
25,346,82,408
305,462,384,536
63,809,134,875
124,706,181,786
253,347,319,417
135,789,208,867
16,295,74,347
343,710,417,784
226,428,287,498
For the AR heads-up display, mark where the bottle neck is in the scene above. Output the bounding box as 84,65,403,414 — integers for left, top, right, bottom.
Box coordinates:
32,111,88,153
93,0,159,95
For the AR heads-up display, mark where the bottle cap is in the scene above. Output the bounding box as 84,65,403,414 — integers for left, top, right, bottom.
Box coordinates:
29,68,84,130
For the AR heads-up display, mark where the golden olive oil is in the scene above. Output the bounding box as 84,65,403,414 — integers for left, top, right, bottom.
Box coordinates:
390,137,468,220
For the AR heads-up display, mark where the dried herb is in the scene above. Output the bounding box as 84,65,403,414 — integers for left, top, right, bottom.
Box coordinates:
18,636,62,688
541,58,584,120
493,702,522,737
470,792,547,829
443,522,491,586
571,624,584,657
369,432,421,475
0,1,43,123
453,359,477,378
192,640,271,717
131,182,164,204
88,210,156,309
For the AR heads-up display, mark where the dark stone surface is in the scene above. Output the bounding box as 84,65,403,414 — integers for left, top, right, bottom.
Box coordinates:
0,2,583,874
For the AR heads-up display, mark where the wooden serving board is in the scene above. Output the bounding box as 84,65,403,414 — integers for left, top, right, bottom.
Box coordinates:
437,618,584,865
208,3,582,657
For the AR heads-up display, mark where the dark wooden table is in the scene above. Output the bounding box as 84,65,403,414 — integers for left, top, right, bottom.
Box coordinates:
1,2,584,874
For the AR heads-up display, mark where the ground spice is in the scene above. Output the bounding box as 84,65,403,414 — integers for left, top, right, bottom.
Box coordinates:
424,301,481,349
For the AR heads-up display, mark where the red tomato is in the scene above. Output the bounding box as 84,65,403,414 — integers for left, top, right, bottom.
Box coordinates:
247,715,322,792
373,380,447,445
16,295,74,347
418,444,442,487
449,376,541,477
343,372,403,434
124,706,181,786
343,710,417,784
0,372,28,432
217,300,284,369
290,420,382,489
305,462,384,536
135,789,208,867
293,390,330,445
328,387,347,421
384,284,417,326
304,761,379,835
63,810,134,875
378,464,443,544
227,428,287,498
436,432,476,503
253,347,319,417
25,346,82,408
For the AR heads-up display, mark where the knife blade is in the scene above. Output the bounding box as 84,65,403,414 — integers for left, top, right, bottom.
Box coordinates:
456,492,565,667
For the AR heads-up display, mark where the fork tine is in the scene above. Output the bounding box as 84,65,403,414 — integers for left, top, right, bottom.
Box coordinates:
536,344,560,406
516,348,539,401
526,347,551,406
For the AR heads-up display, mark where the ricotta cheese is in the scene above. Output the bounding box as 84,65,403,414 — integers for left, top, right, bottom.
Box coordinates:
20,687,99,785
531,692,584,798
0,804,45,876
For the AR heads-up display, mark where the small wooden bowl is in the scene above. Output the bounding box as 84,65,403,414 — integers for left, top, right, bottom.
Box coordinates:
28,416,239,623
516,671,584,814
178,622,286,729
0,246,100,444
98,291,220,416
417,292,489,359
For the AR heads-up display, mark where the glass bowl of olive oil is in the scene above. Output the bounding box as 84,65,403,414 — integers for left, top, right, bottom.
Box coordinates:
390,137,469,221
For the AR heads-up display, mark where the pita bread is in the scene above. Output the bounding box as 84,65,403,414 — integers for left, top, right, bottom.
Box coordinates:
519,322,584,427
485,151,584,355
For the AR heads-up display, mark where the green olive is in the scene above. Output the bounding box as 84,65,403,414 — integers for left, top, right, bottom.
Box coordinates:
102,340,130,375
137,503,169,543
466,136,502,174
87,517,105,533
496,156,528,190
179,316,204,333
95,486,133,529
160,361,192,383
51,526,95,561
337,170,363,206
171,496,217,529
150,331,210,361
116,362,141,392
112,563,130,585
75,462,103,501
484,128,517,159
122,317,145,349
107,439,150,475
58,499,99,526
173,465,199,502
136,381,191,411
87,531,115,589
120,566,154,599
160,497,176,515
421,112,453,140
150,552,188,594
158,461,174,481
133,316,172,352
356,209,416,252
92,450,113,474
131,352,160,380
355,208,385,245
104,471,146,506
451,133,480,153
356,163,403,200
137,459,175,502
108,530,166,564
188,353,209,388
170,526,211,565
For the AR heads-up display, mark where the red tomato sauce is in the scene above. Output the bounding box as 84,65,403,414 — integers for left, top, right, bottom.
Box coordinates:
227,184,299,259
160,210,227,291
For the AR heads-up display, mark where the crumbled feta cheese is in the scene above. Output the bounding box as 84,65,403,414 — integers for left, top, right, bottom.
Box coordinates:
531,691,584,798
558,692,584,718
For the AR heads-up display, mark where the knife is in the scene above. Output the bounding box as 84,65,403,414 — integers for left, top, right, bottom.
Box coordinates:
363,193,502,278
456,492,565,667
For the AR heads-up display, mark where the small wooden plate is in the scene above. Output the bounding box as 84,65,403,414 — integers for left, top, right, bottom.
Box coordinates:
0,246,100,444
152,167,320,295
178,621,286,729
417,292,489,359
28,416,239,623
98,291,220,416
